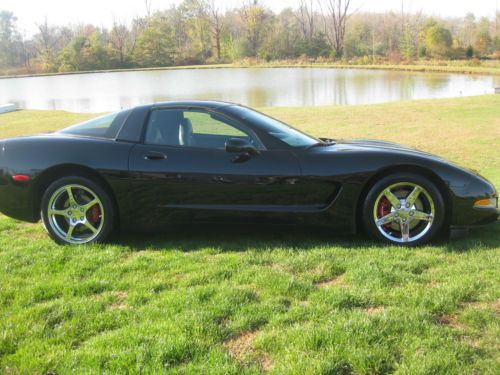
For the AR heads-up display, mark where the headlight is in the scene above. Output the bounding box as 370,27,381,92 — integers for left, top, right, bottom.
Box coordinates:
474,197,498,209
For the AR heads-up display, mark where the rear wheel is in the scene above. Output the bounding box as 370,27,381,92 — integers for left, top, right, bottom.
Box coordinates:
362,173,445,246
41,176,115,245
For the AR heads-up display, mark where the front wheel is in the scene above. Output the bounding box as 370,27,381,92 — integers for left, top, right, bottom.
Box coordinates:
362,173,445,246
41,176,115,245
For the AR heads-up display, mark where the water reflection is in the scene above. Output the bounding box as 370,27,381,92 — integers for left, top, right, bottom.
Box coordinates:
0,68,498,113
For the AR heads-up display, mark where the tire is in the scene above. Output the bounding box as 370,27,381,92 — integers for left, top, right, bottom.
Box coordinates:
362,172,445,246
41,176,115,245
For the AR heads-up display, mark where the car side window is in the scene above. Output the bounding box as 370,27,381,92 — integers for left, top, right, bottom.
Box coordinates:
145,108,259,149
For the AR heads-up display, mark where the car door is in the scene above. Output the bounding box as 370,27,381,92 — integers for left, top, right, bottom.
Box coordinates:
128,107,306,226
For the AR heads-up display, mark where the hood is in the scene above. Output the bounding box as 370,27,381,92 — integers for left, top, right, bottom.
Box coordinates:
332,138,449,161
326,138,489,181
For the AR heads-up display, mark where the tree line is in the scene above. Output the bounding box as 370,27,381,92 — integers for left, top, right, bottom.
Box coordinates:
1,0,499,74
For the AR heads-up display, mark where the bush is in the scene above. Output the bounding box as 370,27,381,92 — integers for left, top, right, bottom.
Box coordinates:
387,50,402,63
425,25,453,58
418,46,427,58
465,46,474,59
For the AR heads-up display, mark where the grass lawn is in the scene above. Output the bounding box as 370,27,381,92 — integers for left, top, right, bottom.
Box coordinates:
0,96,499,374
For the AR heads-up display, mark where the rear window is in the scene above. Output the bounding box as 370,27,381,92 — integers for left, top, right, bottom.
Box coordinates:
59,110,131,139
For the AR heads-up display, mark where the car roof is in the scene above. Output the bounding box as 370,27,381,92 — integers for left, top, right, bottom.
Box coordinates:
149,100,238,110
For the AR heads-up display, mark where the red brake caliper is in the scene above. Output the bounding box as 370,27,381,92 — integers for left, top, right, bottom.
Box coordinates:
378,197,392,229
87,205,101,224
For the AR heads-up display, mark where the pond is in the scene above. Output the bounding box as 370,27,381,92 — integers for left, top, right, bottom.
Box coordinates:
1,67,499,113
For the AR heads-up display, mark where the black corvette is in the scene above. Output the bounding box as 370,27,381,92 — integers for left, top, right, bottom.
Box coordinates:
0,100,498,245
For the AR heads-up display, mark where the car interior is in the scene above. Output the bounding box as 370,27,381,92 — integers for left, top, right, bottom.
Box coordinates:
145,109,253,149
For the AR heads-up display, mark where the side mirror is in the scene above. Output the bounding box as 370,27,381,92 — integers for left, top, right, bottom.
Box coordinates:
225,138,260,156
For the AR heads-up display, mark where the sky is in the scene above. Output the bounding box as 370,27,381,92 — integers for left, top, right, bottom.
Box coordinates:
2,0,499,36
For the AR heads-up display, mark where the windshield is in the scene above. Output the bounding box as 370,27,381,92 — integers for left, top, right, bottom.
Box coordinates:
59,110,130,139
227,105,320,148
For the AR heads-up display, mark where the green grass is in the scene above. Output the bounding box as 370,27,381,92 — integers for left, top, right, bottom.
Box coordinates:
0,96,499,374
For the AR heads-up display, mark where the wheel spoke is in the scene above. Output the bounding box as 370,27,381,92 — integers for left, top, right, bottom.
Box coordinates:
383,189,401,209
83,221,98,234
66,186,77,206
66,223,76,241
400,220,410,242
412,210,433,222
406,186,422,206
49,209,67,217
376,213,396,226
83,199,99,212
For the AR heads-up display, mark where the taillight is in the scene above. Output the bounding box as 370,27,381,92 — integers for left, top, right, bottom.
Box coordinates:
12,174,31,182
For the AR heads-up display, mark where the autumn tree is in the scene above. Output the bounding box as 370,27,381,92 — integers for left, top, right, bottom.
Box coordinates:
58,31,111,71
133,14,176,67
318,0,352,58
2,3,500,74
179,0,211,62
200,0,225,61
344,14,371,58
474,31,492,56
296,0,315,42
0,11,20,67
33,18,61,72
425,24,452,58
109,21,136,67
240,1,269,57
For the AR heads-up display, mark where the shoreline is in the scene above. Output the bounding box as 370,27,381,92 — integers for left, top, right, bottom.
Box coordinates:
1,62,500,80
2,94,498,116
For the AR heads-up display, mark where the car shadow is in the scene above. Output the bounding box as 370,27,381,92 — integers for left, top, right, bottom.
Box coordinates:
111,222,500,253
442,224,500,253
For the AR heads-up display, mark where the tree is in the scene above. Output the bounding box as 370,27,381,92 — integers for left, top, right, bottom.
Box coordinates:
58,31,111,71
58,35,86,71
0,11,21,67
144,0,153,19
240,1,269,57
344,15,371,58
205,0,226,61
318,0,351,59
295,0,315,42
16,33,35,68
109,22,135,67
399,27,415,59
474,31,492,56
259,8,303,60
459,13,476,48
466,45,474,58
180,0,211,62
133,15,176,67
425,24,452,58
33,18,61,72
398,11,424,60
85,31,112,69
3,3,500,74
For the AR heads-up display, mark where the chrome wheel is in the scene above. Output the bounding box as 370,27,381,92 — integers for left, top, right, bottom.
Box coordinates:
373,182,435,244
46,184,104,244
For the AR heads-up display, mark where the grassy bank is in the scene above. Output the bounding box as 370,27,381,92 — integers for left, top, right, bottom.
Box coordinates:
0,96,499,373
1,59,500,80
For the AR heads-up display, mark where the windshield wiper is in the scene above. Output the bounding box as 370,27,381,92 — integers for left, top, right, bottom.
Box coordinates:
305,140,336,150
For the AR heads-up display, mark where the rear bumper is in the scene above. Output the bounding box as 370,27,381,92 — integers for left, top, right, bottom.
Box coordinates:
0,172,38,223
0,141,38,222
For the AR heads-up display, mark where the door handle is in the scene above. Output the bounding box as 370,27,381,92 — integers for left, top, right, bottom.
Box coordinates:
144,152,167,161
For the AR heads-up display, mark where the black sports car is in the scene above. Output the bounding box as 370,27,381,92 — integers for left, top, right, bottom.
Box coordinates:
0,101,498,245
